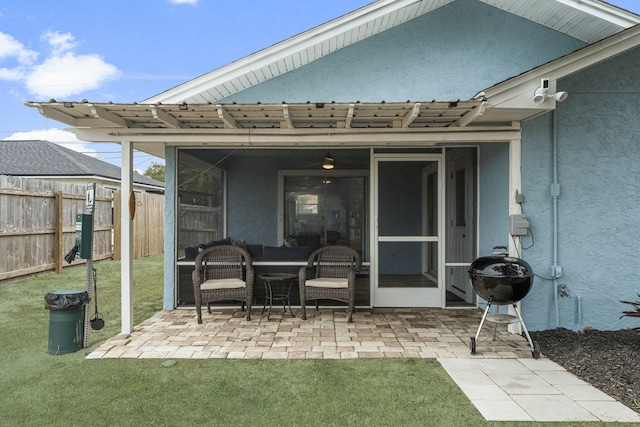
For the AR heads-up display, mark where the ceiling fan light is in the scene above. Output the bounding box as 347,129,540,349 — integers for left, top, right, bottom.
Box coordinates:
322,151,335,170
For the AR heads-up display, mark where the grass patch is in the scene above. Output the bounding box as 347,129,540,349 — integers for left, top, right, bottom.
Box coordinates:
0,254,621,426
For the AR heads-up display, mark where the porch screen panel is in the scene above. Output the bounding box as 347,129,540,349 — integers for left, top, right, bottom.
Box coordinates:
176,150,224,260
377,160,439,289
378,161,435,236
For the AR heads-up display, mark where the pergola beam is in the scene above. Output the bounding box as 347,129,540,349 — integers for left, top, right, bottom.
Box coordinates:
344,103,355,128
71,125,521,147
34,104,78,126
216,104,238,128
281,104,294,129
452,102,487,127
87,104,130,128
150,105,182,129
402,103,421,128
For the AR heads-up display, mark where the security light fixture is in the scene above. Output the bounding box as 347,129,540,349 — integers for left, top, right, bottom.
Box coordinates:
554,91,569,102
534,78,568,104
179,102,189,111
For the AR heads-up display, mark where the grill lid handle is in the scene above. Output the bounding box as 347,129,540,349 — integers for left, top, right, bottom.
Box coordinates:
492,246,508,257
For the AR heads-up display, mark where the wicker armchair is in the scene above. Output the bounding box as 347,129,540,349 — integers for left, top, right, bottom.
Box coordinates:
299,245,362,322
192,245,254,323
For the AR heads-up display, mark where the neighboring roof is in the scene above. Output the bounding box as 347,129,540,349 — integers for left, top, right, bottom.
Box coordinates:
143,0,640,105
0,140,164,190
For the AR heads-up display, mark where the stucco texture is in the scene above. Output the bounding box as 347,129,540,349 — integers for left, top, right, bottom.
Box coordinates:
521,46,640,331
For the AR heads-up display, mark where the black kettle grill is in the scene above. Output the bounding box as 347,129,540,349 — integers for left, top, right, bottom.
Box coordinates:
468,246,540,358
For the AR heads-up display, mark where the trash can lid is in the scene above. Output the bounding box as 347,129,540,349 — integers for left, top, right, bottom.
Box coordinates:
44,290,90,310
49,289,87,294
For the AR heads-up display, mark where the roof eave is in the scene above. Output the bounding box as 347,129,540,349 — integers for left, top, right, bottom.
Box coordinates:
476,24,640,117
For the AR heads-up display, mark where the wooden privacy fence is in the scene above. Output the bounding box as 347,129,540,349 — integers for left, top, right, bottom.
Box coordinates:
113,190,164,260
0,175,164,281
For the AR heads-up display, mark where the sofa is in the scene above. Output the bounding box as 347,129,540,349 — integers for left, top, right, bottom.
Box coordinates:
183,234,321,262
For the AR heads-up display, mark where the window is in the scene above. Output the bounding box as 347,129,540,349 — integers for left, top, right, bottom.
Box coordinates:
296,194,319,215
280,171,368,260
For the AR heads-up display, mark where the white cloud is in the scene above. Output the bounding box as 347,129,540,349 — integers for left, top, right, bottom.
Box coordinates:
27,51,120,99
0,32,38,64
0,67,25,80
0,30,120,99
168,0,199,4
41,31,78,56
4,129,100,159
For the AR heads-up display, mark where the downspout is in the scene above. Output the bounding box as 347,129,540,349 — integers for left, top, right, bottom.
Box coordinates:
551,111,561,328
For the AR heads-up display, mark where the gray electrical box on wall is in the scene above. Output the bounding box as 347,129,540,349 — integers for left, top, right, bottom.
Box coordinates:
509,214,529,236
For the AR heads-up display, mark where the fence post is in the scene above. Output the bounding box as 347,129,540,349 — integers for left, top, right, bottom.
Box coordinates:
54,191,63,274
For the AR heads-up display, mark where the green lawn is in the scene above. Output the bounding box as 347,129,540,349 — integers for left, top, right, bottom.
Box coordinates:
0,254,632,426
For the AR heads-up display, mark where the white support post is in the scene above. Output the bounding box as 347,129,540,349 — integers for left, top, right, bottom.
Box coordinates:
121,141,134,335
508,136,523,334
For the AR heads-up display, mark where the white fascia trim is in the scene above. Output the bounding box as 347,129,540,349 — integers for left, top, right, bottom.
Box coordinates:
551,0,640,28
143,0,437,104
479,25,640,108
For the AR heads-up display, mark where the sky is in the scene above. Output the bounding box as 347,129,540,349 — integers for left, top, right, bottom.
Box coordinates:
1,0,640,172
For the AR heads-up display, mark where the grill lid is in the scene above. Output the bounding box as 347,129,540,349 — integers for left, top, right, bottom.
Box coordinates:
468,246,531,280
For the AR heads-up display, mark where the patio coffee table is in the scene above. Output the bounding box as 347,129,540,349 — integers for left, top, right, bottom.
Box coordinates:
259,273,297,320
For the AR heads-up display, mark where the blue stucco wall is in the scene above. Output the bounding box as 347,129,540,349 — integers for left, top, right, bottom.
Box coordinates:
476,142,510,313
478,142,510,256
221,0,586,104
521,46,640,331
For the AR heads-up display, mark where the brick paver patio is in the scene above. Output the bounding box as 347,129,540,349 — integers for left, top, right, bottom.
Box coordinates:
88,307,535,360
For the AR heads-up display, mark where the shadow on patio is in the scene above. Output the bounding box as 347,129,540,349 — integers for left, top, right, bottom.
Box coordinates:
88,307,536,360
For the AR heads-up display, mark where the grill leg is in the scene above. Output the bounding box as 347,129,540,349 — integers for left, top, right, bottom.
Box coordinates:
511,303,540,358
491,305,500,342
474,302,492,342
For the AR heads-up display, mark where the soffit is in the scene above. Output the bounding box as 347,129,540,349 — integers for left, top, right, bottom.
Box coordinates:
481,0,639,43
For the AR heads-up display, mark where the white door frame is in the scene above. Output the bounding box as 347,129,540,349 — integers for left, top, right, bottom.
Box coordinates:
422,162,439,281
445,148,476,303
370,153,446,308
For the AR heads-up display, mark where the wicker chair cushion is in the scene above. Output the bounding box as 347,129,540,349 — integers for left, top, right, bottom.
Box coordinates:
305,278,348,288
201,278,246,290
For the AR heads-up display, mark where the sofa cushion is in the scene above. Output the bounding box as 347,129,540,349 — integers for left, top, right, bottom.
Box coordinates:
289,234,320,250
262,245,313,260
184,237,232,260
201,278,246,290
305,278,348,288
283,237,298,247
246,244,263,258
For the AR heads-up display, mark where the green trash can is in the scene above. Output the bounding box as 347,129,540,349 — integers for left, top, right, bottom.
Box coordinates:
44,290,90,355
